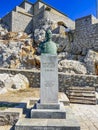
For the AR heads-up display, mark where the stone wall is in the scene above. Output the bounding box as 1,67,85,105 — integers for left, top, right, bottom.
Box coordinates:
19,1,34,15
44,10,75,29
0,68,40,88
33,11,45,30
33,9,75,32
1,12,12,31
73,15,98,52
24,2,34,15
12,11,33,33
15,6,27,14
59,73,98,92
34,1,45,15
0,68,97,92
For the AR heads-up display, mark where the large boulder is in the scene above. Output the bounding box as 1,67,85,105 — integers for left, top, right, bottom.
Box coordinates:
58,59,87,74
0,73,29,94
10,74,29,90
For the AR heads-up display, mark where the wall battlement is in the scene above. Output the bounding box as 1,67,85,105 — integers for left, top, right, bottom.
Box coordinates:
75,15,98,30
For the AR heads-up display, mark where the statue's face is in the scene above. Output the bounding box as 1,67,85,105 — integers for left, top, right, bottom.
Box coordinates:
45,30,52,40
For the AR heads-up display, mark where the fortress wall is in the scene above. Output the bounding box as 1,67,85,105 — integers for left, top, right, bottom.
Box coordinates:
34,2,45,15
33,1,75,30
74,15,98,51
24,2,34,15
33,11,45,30
11,11,33,34
44,11,75,29
1,12,12,31
0,68,97,92
19,2,34,15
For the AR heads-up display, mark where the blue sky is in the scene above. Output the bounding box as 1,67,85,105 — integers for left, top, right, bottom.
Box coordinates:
0,0,97,20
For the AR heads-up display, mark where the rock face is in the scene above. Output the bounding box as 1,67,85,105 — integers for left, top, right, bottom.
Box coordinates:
0,22,98,75
58,59,87,74
84,50,98,75
0,73,29,94
0,40,40,69
34,29,46,44
0,23,8,40
0,42,23,68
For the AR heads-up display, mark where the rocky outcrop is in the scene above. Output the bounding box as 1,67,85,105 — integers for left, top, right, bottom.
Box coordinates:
0,22,98,76
34,29,46,44
0,23,8,39
0,73,29,94
84,50,98,75
58,59,87,74
3,32,28,40
0,40,39,69
0,42,23,68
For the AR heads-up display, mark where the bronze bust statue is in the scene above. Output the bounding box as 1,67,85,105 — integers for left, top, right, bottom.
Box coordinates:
39,30,57,55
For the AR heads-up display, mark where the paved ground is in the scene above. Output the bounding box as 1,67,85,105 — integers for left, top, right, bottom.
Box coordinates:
70,104,98,130
1,104,98,130
0,89,98,130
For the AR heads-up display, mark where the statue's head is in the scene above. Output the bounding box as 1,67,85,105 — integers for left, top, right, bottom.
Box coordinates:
45,29,52,41
39,29,57,54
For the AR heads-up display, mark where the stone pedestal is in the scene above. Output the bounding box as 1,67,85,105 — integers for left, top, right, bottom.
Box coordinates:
35,54,59,110
31,104,66,119
40,54,58,104
31,54,63,118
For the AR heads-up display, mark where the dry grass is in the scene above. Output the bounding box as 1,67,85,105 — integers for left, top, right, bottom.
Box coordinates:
0,88,40,103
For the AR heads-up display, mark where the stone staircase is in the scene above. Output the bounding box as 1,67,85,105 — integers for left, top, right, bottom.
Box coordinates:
67,87,97,105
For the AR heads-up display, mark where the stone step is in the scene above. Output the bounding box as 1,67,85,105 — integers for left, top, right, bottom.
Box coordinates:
69,92,95,97
68,90,95,93
67,87,96,105
15,104,80,130
68,87,95,91
15,118,80,130
31,102,66,119
70,99,96,105
31,109,66,119
69,96,96,101
37,103,60,109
